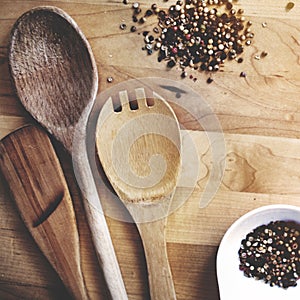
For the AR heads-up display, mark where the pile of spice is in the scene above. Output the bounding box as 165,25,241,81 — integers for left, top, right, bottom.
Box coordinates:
127,0,253,77
239,220,300,289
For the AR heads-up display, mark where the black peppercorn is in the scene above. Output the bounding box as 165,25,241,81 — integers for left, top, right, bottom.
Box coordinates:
131,26,137,32
134,7,142,15
119,23,127,30
151,4,158,11
200,63,207,71
148,35,155,42
167,59,176,68
181,71,187,78
130,0,253,77
239,220,300,289
145,9,153,17
207,77,214,84
158,10,166,20
139,17,146,24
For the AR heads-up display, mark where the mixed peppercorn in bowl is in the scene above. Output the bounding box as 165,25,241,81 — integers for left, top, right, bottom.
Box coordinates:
217,205,300,300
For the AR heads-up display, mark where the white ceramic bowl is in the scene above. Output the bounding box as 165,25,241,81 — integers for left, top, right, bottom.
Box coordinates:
217,204,300,300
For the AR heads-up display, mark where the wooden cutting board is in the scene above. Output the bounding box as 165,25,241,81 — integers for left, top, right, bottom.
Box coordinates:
1,1,300,299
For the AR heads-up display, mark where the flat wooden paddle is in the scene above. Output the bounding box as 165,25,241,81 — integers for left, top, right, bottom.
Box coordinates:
0,125,89,300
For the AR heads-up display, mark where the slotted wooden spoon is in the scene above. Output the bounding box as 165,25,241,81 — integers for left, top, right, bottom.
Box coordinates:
8,6,127,299
0,125,89,300
96,88,181,300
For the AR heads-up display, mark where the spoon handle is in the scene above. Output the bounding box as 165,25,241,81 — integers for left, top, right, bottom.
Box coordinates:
137,218,176,300
82,200,128,299
72,134,128,300
0,125,89,300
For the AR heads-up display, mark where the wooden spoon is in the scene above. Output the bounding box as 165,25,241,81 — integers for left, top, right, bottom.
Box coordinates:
96,88,181,300
8,6,127,299
0,125,89,300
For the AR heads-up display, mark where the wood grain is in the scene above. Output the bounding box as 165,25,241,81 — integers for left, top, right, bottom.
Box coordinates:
1,0,300,299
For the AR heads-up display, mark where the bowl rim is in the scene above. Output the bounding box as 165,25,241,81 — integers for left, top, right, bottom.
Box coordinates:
219,204,300,246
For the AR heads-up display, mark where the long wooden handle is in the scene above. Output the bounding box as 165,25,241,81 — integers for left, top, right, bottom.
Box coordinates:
0,125,89,300
71,123,128,300
137,218,176,300
83,199,129,299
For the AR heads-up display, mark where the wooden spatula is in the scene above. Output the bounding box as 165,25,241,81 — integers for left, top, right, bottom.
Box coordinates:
0,125,89,300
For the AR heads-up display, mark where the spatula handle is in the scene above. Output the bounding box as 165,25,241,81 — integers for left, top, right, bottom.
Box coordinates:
0,125,89,300
137,218,177,300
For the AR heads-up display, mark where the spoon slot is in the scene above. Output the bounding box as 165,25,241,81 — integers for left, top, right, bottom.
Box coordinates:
112,95,123,113
135,88,155,107
129,99,139,110
146,98,155,107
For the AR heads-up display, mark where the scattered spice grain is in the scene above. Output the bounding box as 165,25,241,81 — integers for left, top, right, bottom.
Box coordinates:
254,54,261,60
131,25,137,32
120,23,127,30
207,77,214,84
132,2,140,9
129,0,254,80
261,51,268,58
286,2,295,11
181,71,188,78
107,76,114,83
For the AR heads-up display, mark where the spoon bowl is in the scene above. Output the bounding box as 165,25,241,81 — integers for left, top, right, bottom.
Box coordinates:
96,88,181,300
9,6,96,151
217,204,300,300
